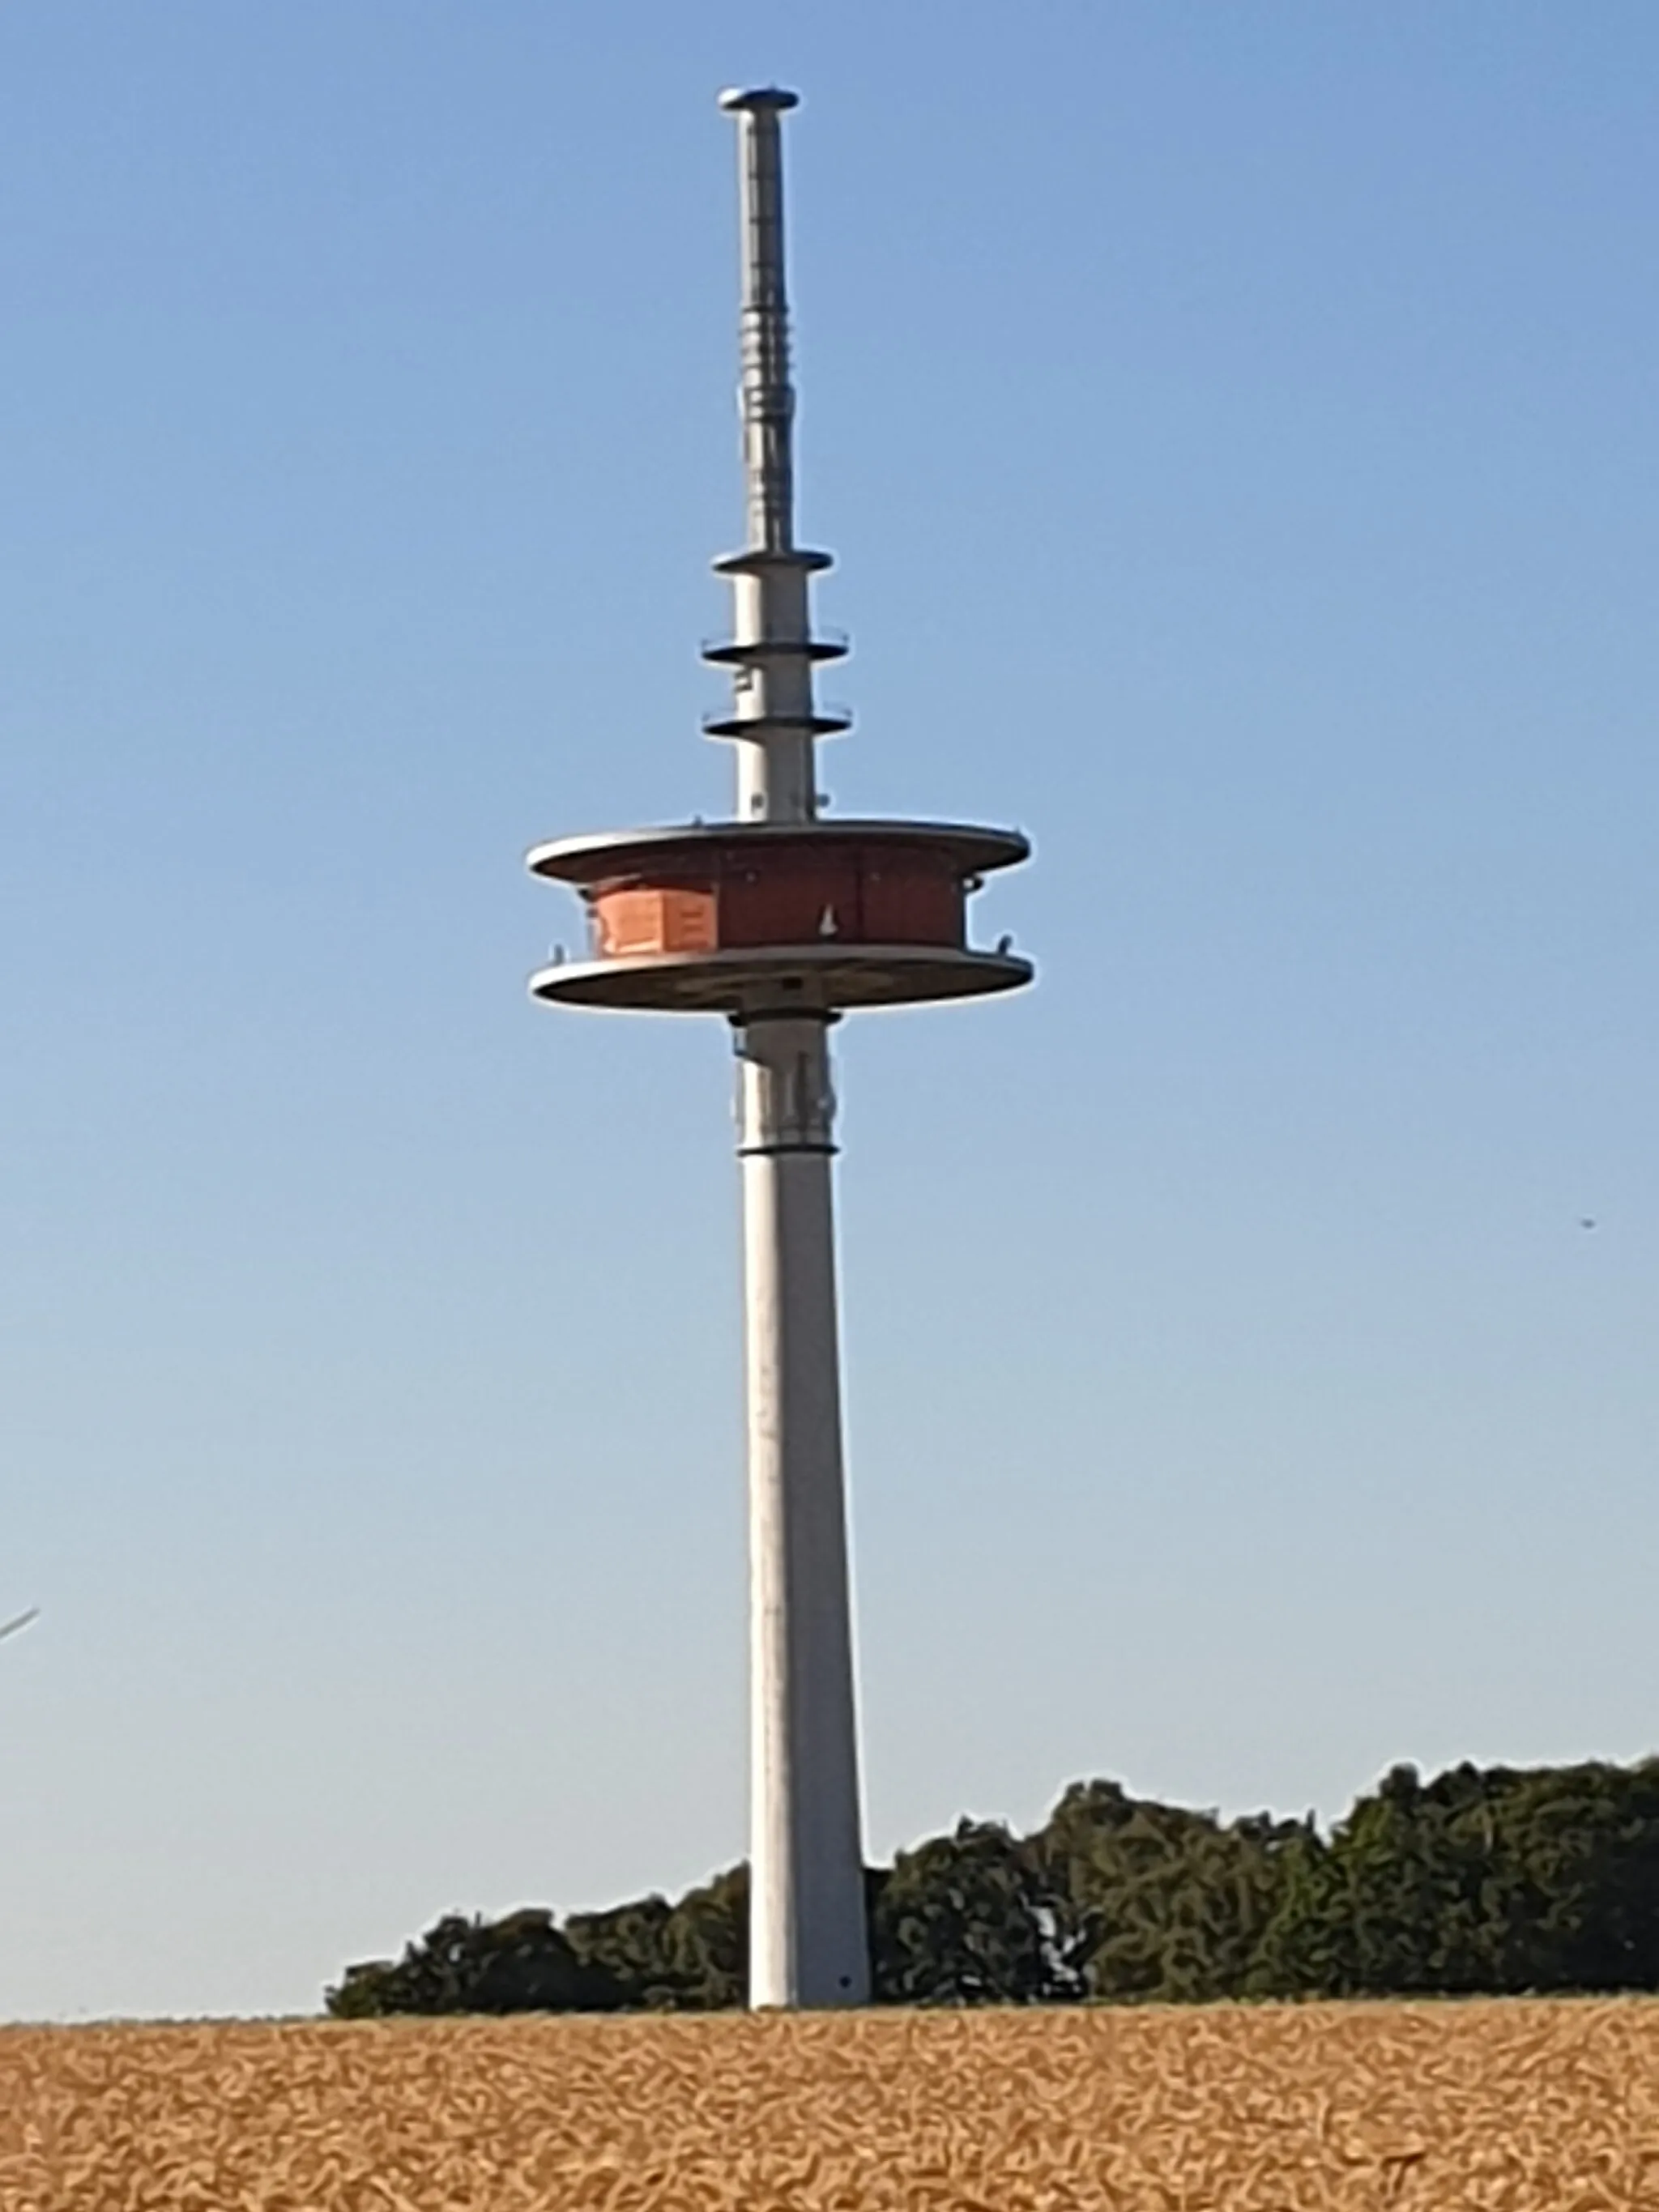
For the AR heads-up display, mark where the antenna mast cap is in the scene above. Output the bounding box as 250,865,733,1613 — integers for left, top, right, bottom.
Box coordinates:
718,86,800,113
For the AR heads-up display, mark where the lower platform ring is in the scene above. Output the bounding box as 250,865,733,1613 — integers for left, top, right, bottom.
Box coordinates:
527,944,1033,1015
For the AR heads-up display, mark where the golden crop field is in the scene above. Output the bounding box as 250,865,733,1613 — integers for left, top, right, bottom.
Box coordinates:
2,1998,1655,2210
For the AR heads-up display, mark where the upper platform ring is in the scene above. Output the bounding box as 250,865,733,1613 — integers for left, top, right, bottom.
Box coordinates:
527,816,1030,885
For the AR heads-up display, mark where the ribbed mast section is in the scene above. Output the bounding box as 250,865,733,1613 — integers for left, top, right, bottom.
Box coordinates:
706,88,849,827
736,89,795,554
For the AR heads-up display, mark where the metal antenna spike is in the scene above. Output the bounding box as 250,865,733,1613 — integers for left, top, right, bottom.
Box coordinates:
0,1606,40,1643
727,89,798,553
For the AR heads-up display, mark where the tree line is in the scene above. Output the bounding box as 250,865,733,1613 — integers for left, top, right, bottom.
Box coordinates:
326,1756,1659,2015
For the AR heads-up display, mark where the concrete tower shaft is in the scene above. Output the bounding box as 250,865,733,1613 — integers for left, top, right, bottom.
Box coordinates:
735,1012,868,2007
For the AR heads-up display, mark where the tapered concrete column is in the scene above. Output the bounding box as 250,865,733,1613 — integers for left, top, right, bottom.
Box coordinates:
734,1012,870,2007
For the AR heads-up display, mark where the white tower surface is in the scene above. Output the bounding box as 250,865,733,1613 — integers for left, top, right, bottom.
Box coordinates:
527,88,1032,2009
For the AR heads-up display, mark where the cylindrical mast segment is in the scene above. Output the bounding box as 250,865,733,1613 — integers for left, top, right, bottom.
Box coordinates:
708,90,847,829
728,85,798,556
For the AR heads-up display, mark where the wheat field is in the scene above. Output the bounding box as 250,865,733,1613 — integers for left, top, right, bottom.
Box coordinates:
1,1998,1654,2210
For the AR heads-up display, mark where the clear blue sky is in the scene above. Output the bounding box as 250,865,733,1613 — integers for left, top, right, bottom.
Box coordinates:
2,2,1656,2018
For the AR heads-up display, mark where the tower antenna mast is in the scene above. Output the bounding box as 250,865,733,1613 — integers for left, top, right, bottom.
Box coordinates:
710,86,842,830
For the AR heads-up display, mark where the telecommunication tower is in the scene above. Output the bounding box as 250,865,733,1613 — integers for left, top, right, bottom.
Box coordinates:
527,88,1032,2007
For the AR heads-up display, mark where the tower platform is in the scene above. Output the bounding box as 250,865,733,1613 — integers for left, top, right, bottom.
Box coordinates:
528,817,1032,1014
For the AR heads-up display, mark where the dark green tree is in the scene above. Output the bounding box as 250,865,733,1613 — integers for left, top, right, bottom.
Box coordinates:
326,1907,608,2018
561,1894,680,2009
1034,1779,1310,2002
1251,1758,1659,1997
870,1818,1089,2005
657,1863,748,2009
